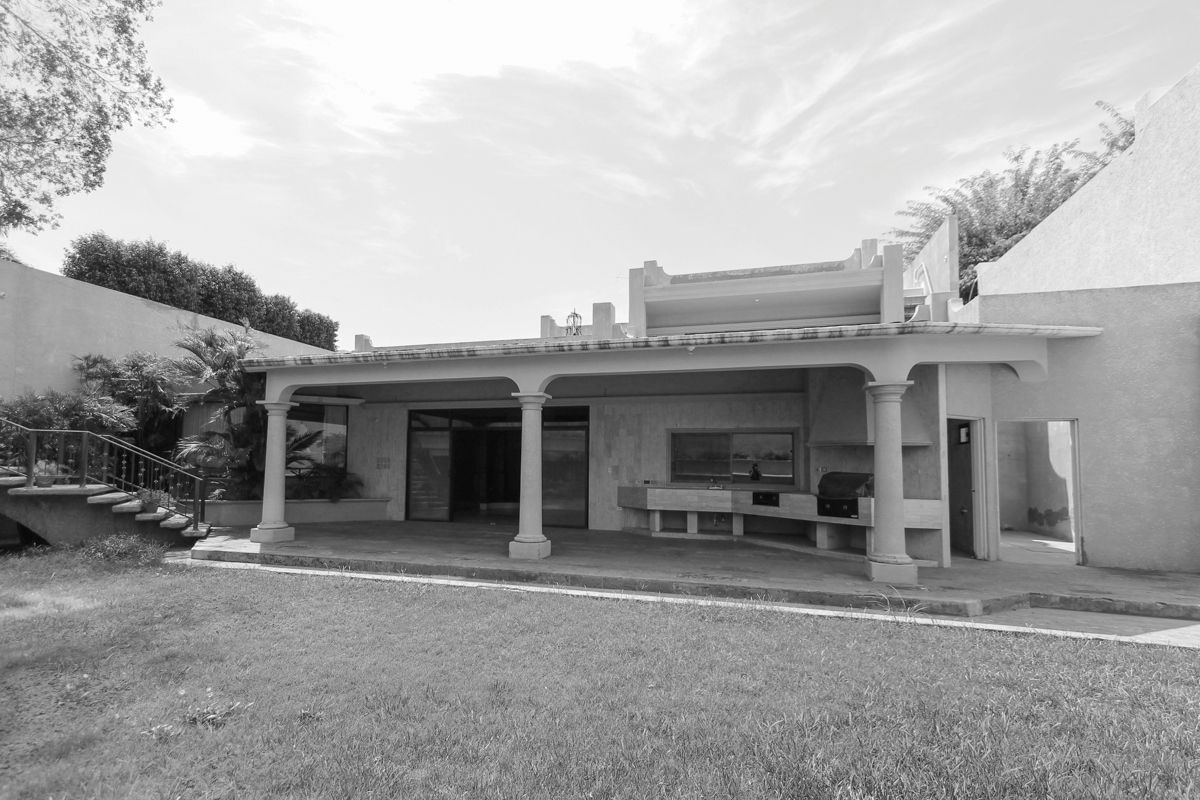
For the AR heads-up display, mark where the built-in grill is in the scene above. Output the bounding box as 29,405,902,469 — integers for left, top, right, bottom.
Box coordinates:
816,472,874,519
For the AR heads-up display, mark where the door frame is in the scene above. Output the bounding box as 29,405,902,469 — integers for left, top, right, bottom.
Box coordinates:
947,416,990,561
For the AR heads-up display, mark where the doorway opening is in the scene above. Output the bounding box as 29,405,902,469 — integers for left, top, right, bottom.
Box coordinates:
996,419,1079,566
406,406,589,527
946,417,982,559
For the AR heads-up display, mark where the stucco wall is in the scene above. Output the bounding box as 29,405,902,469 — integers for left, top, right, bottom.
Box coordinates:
805,365,942,501
976,65,1200,295
980,284,1200,571
347,404,409,520
587,393,807,531
0,260,332,397
996,422,1028,530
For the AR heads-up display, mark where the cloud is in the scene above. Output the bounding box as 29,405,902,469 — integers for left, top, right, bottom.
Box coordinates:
1060,46,1154,90
125,92,265,174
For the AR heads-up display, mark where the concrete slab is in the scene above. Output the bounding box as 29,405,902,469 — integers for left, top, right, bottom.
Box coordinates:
191,521,1200,624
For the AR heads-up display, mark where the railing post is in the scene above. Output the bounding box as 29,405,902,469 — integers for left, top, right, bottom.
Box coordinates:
77,432,89,488
192,477,207,534
25,430,35,487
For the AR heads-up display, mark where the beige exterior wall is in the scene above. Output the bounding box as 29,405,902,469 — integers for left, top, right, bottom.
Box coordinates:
0,260,331,398
588,392,807,531
980,284,1200,571
347,404,410,521
977,65,1200,295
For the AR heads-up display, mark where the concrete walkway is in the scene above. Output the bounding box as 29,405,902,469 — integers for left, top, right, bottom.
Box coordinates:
190,520,1200,646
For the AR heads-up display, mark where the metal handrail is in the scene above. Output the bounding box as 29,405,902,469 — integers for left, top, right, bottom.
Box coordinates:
0,417,208,534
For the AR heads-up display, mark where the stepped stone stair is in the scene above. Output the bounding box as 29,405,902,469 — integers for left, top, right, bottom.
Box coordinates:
1,477,210,539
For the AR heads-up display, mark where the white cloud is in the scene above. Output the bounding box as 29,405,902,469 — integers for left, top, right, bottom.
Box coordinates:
125,92,264,174
261,0,690,133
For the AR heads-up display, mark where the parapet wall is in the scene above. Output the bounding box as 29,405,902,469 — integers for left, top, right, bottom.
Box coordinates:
0,260,333,397
977,64,1200,295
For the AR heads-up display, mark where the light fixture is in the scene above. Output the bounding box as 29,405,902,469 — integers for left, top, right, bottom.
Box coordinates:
566,309,583,336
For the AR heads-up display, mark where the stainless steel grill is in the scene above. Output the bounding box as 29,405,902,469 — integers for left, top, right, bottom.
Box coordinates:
816,472,874,519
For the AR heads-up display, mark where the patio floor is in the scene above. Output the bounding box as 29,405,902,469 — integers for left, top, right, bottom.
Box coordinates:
191,520,1200,629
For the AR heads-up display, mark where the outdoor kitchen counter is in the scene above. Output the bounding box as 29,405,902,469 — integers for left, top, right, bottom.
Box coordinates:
617,484,945,565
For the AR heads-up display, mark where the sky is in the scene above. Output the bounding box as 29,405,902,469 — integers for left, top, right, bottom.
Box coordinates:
6,0,1200,349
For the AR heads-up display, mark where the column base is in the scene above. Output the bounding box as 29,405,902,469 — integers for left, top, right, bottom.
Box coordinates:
509,538,552,559
250,525,295,543
864,557,919,585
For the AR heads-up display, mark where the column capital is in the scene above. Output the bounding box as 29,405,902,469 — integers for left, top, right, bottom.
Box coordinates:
511,392,551,406
257,400,297,414
864,381,913,402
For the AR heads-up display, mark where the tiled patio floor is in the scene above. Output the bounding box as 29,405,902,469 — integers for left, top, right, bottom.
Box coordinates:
191,520,1200,632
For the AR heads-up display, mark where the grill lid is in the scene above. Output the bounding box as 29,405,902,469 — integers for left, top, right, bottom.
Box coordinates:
817,471,874,498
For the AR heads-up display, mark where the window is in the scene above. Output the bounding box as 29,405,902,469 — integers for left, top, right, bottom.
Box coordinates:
288,404,348,471
670,431,795,485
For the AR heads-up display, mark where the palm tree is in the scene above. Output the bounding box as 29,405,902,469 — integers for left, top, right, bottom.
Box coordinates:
172,325,269,499
174,325,263,423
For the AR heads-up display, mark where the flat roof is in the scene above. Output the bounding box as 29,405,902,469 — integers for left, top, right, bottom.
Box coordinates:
242,321,1102,371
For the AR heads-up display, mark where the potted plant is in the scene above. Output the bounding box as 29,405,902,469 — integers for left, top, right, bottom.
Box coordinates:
33,459,60,487
136,488,173,512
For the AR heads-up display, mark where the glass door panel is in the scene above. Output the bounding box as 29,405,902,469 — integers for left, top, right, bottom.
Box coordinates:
407,429,451,521
542,428,587,527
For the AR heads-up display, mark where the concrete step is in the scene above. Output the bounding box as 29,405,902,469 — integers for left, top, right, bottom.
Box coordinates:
0,476,27,487
179,522,211,538
111,499,143,514
8,484,112,497
134,509,172,523
87,491,133,505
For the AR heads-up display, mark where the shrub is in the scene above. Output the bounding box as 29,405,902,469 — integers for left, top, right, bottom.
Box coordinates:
0,388,137,432
76,534,165,567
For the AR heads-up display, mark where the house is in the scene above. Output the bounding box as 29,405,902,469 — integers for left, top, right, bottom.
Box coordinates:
238,64,1200,580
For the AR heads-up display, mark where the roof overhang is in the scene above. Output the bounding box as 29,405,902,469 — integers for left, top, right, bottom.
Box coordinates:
243,322,1101,372
243,321,1101,402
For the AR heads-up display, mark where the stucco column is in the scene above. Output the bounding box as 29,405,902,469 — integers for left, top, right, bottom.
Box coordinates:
864,382,917,584
510,392,552,559
251,401,297,543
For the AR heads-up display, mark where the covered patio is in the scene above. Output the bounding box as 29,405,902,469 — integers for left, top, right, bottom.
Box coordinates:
190,520,1200,624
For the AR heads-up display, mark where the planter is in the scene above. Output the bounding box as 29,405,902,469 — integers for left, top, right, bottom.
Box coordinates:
204,498,392,527
34,475,55,488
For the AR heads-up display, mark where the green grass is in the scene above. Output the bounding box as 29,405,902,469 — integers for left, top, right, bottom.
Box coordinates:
1,545,1197,799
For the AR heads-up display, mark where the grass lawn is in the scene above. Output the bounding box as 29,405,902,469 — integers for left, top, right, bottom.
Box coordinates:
1,544,1198,800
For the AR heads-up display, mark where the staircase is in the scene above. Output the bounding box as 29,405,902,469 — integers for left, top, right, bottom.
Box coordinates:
0,419,210,546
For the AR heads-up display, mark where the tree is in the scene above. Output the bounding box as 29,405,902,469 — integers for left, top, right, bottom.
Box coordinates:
171,325,270,499
63,231,200,309
892,102,1135,300
0,0,172,232
61,233,340,349
196,264,262,326
253,293,299,341
0,238,20,262
296,308,338,350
